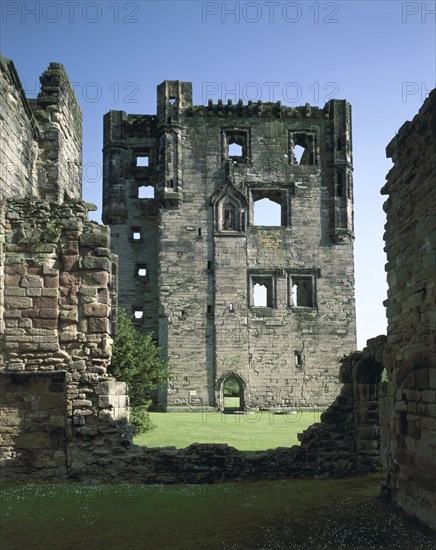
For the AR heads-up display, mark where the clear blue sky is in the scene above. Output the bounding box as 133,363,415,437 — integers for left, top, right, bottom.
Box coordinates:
1,1,435,349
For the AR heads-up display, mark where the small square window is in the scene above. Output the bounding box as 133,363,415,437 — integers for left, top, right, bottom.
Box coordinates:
223,129,249,163
136,156,149,167
133,309,144,321
136,265,147,278
132,227,142,240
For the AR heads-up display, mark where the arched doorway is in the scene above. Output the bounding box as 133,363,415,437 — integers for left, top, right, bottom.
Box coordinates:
221,374,245,413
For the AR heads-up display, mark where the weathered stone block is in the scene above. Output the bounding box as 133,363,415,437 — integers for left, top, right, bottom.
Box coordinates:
83,303,109,318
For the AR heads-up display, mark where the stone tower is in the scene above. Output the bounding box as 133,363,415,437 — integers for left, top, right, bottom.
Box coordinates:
103,81,356,411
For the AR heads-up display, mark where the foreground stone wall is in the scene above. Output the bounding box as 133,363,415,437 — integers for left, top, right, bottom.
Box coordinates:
66,338,384,482
381,90,436,530
0,198,130,480
0,55,82,203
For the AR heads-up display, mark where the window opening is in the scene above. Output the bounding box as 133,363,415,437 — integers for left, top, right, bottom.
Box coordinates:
294,351,303,368
168,97,176,105
198,228,202,237
291,277,313,307
133,309,144,320
132,227,142,240
136,265,147,277
253,198,281,226
207,305,213,315
228,143,243,157
336,171,345,197
138,185,155,199
224,130,248,163
207,261,213,271
293,144,305,164
136,156,149,167
289,133,316,165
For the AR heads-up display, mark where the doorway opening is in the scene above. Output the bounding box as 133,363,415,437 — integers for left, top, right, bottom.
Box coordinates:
222,375,245,413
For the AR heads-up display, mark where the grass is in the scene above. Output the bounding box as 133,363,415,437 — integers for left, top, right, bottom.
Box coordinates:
1,474,435,549
134,410,322,450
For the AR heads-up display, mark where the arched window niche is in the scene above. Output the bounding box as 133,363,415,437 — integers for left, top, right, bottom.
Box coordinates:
211,183,247,233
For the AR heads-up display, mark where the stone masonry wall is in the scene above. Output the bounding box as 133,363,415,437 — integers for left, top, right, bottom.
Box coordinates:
0,55,82,203
381,90,436,530
0,198,130,481
103,81,357,412
65,338,385,483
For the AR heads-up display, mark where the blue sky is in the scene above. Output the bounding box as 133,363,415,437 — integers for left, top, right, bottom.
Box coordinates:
1,0,435,348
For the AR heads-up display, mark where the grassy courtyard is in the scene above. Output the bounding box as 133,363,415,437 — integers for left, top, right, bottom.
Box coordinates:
134,410,322,450
2,474,435,549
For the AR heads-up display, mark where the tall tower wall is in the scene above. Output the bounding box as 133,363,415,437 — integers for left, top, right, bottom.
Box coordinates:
103,82,356,411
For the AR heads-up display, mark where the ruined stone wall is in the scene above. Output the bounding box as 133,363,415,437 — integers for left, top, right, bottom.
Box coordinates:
58,338,385,483
381,90,436,530
103,81,357,412
0,56,82,203
0,198,130,481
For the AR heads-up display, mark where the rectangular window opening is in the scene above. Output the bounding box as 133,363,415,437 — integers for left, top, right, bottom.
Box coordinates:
289,132,316,166
290,276,314,308
133,309,144,320
251,276,274,308
132,227,142,240
136,264,147,278
136,156,149,167
294,351,303,368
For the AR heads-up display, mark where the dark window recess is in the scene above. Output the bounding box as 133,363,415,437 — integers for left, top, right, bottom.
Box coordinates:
207,261,213,271
336,171,345,197
291,277,314,307
207,305,213,315
294,351,303,367
198,228,202,237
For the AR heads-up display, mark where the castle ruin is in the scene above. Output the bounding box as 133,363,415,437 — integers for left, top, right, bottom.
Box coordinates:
103,82,357,411
0,56,434,532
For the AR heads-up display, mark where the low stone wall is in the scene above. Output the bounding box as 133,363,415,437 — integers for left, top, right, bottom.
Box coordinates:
68,337,387,483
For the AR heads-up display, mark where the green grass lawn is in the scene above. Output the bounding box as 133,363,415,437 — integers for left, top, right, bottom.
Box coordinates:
2,474,435,549
134,410,322,450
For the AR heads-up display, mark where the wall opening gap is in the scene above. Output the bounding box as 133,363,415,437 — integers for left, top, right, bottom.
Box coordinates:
253,198,281,226
136,156,149,167
138,185,155,199
253,283,267,307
